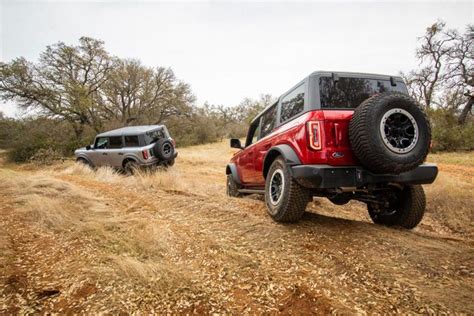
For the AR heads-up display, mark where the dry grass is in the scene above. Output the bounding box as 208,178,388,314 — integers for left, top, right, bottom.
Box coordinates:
428,151,474,167
1,142,473,314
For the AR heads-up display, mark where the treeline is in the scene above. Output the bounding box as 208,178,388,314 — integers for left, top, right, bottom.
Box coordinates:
0,21,472,163
0,95,273,162
0,36,273,161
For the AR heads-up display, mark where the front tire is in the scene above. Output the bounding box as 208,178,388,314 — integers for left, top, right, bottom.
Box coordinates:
368,185,426,229
265,158,310,223
226,175,242,197
76,158,93,169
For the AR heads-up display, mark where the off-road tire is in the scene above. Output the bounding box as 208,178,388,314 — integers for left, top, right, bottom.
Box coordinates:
153,139,174,161
167,157,175,166
349,92,431,174
265,157,310,223
328,194,352,205
368,185,426,229
124,160,138,175
163,157,175,168
76,158,92,169
226,175,242,197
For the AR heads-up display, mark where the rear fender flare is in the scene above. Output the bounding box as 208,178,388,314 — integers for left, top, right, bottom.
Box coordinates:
263,144,301,179
226,163,241,185
122,156,139,168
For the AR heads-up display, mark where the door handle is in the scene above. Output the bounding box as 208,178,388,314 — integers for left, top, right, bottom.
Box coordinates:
118,153,123,156
102,153,108,155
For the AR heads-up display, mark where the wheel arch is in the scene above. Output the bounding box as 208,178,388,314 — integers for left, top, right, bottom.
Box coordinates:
75,155,93,166
122,156,139,168
263,144,302,179
226,163,241,185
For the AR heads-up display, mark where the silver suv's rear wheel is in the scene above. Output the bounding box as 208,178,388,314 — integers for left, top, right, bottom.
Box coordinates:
124,160,138,175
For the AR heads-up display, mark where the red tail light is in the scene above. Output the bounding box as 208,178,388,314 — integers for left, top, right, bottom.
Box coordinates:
307,121,322,150
142,149,149,160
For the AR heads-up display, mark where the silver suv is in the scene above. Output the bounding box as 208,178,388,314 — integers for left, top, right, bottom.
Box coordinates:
75,125,177,173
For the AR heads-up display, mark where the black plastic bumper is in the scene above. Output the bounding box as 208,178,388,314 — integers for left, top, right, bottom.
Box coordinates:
291,163,438,189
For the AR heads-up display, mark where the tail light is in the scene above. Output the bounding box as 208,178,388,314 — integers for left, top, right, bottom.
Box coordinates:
307,121,322,150
142,149,149,160
171,138,176,147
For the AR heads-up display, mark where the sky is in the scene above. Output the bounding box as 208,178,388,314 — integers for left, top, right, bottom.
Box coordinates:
0,0,473,117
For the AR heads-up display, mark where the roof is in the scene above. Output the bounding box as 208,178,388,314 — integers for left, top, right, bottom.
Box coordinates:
309,70,404,81
250,70,404,124
96,125,163,137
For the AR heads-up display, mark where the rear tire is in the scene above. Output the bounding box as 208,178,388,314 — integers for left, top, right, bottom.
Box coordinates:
124,160,138,175
368,185,426,229
166,157,175,167
265,157,310,223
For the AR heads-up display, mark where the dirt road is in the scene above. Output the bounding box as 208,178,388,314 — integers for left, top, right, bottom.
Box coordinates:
1,143,473,314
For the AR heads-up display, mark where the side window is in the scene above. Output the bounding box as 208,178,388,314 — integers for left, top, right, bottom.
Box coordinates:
108,136,123,149
245,118,262,147
124,135,140,147
260,104,277,139
280,84,305,123
95,137,108,149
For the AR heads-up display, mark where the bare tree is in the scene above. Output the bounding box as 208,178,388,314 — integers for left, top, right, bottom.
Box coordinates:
0,37,113,137
403,21,473,124
402,22,454,109
443,25,473,124
98,59,194,126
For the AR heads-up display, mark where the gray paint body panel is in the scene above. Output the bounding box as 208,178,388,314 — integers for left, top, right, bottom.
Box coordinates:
75,125,173,169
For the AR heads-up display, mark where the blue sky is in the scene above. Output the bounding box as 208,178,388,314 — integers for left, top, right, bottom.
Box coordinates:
1,0,473,117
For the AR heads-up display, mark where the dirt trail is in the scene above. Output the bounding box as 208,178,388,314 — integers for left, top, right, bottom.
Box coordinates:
0,143,473,313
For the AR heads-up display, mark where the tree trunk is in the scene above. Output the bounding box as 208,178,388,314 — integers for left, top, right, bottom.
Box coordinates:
71,121,85,139
458,96,473,125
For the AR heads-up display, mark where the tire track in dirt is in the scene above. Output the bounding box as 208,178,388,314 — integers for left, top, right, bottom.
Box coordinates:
54,172,473,313
1,153,473,313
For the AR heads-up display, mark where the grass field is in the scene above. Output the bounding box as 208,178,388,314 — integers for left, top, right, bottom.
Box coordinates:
0,143,473,314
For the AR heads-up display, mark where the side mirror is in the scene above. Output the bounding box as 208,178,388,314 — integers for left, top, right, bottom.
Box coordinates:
230,138,243,149
86,145,92,150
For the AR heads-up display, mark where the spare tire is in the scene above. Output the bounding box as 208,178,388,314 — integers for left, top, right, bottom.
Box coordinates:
153,139,174,161
349,92,431,174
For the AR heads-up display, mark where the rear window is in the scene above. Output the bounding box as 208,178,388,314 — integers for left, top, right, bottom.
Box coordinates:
260,104,277,139
319,77,408,109
144,128,168,144
280,84,305,123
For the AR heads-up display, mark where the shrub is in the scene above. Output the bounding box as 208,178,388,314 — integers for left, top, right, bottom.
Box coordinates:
429,109,474,152
29,148,64,165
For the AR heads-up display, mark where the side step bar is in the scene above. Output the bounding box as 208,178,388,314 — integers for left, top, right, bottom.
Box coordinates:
238,188,265,195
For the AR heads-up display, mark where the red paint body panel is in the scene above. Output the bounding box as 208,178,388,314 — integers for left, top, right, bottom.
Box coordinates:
231,110,361,187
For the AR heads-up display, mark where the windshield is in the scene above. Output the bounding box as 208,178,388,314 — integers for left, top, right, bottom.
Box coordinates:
319,77,408,109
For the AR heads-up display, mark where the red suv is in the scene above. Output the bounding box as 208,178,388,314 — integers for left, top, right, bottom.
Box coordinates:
226,71,438,229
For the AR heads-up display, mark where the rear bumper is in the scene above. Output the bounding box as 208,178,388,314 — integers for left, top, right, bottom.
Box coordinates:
291,163,438,189
140,151,178,167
